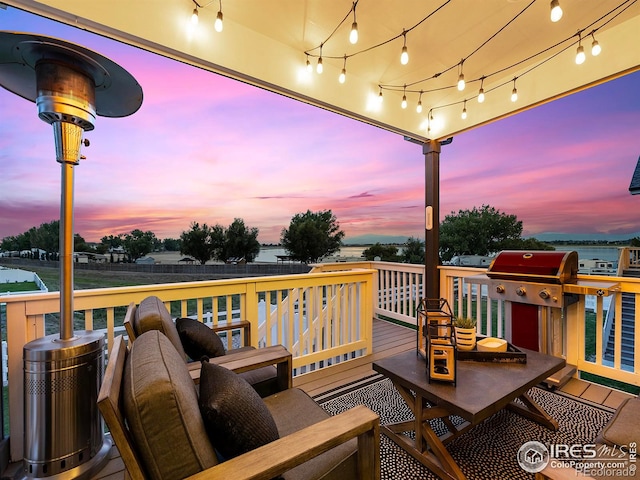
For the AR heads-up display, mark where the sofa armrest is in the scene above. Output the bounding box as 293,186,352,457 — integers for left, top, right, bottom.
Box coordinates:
123,302,137,342
211,320,251,347
189,345,292,391
185,404,380,480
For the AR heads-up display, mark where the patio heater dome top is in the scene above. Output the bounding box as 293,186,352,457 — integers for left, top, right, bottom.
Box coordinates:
0,31,143,119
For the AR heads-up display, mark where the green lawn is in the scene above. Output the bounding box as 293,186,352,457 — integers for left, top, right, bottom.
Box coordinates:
0,281,39,293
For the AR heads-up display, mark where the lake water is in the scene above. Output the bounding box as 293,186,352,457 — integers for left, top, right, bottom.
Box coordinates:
255,246,369,263
255,245,622,264
552,246,621,263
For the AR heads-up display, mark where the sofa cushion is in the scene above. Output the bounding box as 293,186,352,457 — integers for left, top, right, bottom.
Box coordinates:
264,388,358,480
123,331,218,480
176,317,226,360
134,296,187,361
600,397,640,446
198,360,279,460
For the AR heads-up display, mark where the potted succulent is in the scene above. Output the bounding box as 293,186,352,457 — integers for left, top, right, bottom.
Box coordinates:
454,316,477,351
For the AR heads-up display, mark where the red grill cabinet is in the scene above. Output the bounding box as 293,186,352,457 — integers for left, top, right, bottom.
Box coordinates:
485,251,577,352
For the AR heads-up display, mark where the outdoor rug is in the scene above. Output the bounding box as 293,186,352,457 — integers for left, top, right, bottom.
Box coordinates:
314,374,614,480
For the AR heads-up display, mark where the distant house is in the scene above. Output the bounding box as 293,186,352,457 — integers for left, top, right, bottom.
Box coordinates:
108,246,127,263
178,257,195,264
629,156,640,195
74,252,109,263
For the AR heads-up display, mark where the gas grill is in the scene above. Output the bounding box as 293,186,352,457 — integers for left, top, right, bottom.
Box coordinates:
466,250,619,386
486,250,578,307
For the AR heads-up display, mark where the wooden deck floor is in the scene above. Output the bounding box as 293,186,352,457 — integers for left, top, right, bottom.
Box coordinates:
89,318,632,480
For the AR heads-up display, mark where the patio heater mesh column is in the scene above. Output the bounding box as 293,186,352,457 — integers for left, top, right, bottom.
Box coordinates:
0,31,142,480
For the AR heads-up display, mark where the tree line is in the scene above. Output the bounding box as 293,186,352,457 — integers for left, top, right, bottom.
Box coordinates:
2,204,606,265
0,210,350,265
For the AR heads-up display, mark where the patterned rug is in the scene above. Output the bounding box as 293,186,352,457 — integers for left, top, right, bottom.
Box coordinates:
315,374,613,480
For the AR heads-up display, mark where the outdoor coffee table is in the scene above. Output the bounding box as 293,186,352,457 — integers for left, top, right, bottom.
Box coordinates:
373,349,565,480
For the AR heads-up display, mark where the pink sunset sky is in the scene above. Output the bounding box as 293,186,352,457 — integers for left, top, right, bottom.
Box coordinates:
1,7,640,245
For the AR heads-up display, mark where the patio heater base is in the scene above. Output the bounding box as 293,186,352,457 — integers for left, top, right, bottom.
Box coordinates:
23,331,110,480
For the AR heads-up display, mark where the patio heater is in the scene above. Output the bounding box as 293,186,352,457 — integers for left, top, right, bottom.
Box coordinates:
0,31,142,479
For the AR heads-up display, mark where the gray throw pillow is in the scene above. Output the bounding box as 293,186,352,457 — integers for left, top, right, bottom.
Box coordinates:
198,361,279,460
176,317,226,360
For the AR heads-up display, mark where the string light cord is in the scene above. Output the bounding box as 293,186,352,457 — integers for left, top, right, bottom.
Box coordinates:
426,0,634,117
192,0,218,9
304,1,450,60
381,0,536,90
305,0,359,56
380,0,634,99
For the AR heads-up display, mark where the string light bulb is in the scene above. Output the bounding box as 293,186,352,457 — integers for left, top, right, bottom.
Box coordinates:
191,7,199,25
575,34,585,65
550,0,563,22
401,85,407,109
461,100,467,120
575,45,585,64
306,55,312,72
416,91,423,113
511,78,518,102
591,33,601,56
378,86,383,104
350,22,358,44
317,44,323,74
457,60,465,91
478,77,485,103
339,56,347,84
215,10,223,32
349,2,358,44
400,31,409,65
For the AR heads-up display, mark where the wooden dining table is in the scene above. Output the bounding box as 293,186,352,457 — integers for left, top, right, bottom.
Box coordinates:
373,349,565,480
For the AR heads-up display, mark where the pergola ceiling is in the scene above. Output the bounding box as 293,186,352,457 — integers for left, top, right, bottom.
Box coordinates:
4,0,640,142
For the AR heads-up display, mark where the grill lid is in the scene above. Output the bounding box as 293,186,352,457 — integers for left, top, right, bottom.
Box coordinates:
486,250,578,284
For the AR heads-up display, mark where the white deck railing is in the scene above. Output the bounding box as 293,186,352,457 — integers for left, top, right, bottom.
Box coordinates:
314,262,639,390
1,260,639,463
1,268,374,461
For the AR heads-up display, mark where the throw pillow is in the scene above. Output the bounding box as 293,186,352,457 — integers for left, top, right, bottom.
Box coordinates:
198,360,279,459
176,317,226,360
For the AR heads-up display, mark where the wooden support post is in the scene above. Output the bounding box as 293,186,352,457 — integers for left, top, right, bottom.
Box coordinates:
424,140,441,300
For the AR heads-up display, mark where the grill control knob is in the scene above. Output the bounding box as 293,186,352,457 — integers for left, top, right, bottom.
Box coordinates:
516,286,526,296
495,284,505,294
539,289,551,299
